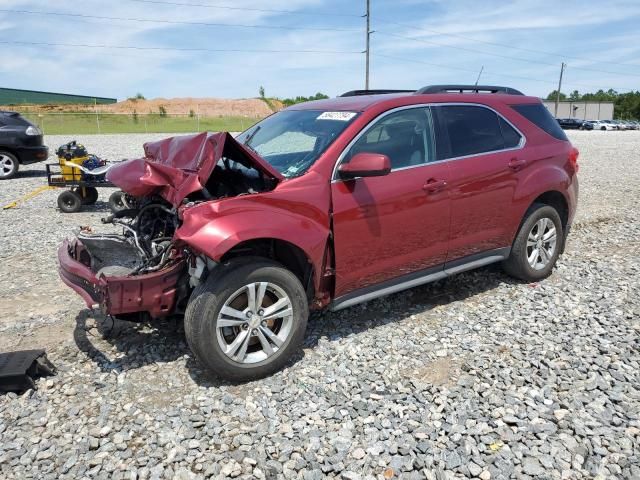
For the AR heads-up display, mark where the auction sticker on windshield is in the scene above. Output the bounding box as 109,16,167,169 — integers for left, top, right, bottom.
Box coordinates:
317,112,357,121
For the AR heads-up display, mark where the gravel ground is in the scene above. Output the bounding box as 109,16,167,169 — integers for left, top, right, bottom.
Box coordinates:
0,131,639,479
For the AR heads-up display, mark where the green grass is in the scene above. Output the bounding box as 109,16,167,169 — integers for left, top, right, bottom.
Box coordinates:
21,113,262,135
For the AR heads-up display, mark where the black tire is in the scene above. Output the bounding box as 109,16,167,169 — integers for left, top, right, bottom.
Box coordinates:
108,191,127,212
503,203,563,282
57,190,83,213
0,151,19,180
184,259,309,382
78,187,99,205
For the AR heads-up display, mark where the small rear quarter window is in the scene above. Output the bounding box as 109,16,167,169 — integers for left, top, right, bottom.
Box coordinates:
512,104,568,141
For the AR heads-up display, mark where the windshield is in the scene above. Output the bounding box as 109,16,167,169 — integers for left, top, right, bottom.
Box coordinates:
236,110,359,178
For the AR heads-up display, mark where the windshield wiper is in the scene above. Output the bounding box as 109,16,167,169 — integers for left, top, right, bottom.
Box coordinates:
243,125,261,148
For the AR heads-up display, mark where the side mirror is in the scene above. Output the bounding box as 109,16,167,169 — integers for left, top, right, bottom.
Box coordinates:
338,153,391,179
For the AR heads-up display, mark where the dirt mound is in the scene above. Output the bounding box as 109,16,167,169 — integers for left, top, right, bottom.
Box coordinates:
2,97,283,117
102,97,279,117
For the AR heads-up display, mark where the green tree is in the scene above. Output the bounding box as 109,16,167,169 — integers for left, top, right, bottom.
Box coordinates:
158,105,167,117
259,86,265,98
546,90,567,101
568,90,581,101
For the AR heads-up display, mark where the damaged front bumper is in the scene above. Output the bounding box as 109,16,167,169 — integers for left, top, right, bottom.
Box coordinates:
58,239,186,318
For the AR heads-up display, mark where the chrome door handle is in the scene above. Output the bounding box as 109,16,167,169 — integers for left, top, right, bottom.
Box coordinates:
423,179,447,193
508,158,527,170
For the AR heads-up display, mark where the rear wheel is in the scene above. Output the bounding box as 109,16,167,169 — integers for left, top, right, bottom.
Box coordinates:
184,259,308,381
0,151,19,180
503,203,563,282
78,187,99,205
58,190,83,213
108,191,127,212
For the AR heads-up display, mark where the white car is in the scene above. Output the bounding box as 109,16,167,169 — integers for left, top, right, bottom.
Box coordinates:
592,120,616,131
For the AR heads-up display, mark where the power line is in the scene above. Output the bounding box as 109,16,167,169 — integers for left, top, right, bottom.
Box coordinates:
0,39,362,55
375,30,640,79
375,19,640,70
127,0,362,17
373,53,552,83
0,8,358,33
372,53,634,92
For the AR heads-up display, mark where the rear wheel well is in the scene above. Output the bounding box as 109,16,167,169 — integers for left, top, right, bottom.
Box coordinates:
531,191,568,229
220,239,315,301
0,147,19,161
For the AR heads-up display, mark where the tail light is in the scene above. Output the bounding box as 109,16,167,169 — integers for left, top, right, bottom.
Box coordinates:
569,147,579,173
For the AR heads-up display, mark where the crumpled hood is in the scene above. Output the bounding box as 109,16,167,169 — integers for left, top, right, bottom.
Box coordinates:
106,132,283,206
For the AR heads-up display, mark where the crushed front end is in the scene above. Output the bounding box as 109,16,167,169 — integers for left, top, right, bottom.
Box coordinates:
58,198,189,320
57,132,282,320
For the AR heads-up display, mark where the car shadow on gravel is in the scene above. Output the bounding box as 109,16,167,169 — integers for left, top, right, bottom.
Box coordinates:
72,265,519,386
15,169,48,178
73,308,189,370
304,264,517,348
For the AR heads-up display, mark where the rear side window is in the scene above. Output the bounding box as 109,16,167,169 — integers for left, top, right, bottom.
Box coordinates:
512,104,568,141
499,117,522,148
438,105,513,158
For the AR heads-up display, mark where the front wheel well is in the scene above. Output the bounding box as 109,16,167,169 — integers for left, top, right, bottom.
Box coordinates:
220,238,315,301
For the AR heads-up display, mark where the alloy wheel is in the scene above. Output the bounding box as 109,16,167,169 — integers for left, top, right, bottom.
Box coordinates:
216,282,294,364
526,217,557,270
0,154,16,178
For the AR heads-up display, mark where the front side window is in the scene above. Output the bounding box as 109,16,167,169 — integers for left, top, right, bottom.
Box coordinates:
236,110,358,178
438,105,519,158
344,107,435,170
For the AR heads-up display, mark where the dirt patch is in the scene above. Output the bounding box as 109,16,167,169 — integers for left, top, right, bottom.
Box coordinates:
405,356,461,386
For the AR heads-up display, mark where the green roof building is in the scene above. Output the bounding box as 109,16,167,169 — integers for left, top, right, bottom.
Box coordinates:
0,87,117,105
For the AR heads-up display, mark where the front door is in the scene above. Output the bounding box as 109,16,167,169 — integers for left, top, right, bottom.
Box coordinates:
330,106,451,297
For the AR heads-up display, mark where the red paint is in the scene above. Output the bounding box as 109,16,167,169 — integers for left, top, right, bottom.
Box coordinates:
59,91,578,317
106,132,282,207
58,239,186,318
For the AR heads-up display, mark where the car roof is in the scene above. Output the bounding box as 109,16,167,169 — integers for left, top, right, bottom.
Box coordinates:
288,91,541,113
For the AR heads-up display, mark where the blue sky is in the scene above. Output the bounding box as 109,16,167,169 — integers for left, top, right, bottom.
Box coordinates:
1,0,639,100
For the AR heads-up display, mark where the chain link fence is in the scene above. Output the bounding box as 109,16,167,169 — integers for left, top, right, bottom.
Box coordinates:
19,112,262,135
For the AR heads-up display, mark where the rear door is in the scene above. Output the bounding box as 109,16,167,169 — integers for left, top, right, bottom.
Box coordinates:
433,104,525,261
331,106,451,297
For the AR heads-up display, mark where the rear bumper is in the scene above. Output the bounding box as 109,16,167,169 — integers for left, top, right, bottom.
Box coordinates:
58,239,186,318
16,145,49,165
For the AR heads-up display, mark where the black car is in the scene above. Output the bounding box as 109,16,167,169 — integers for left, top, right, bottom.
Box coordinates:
556,118,585,130
0,111,49,180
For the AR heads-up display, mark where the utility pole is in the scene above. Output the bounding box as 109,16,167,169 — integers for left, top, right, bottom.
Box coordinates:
475,66,484,86
365,0,371,90
554,62,566,118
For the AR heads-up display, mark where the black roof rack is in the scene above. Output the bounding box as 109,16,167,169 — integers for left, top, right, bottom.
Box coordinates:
340,89,415,97
416,85,524,95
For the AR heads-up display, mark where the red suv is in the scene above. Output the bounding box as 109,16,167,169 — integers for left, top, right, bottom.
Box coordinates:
58,85,579,381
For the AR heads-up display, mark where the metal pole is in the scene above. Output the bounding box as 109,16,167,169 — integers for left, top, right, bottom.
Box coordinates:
554,62,565,118
475,66,484,85
365,0,370,90
94,99,101,134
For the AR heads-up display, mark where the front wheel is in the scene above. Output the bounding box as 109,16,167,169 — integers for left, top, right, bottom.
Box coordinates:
503,203,563,282
184,259,309,381
58,190,83,213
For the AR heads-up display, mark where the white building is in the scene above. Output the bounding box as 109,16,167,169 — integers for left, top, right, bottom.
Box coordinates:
542,100,614,121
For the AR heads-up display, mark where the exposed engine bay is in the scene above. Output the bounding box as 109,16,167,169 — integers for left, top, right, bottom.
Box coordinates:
78,197,179,277
77,154,275,278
